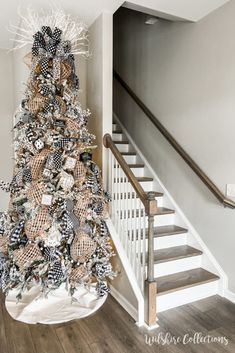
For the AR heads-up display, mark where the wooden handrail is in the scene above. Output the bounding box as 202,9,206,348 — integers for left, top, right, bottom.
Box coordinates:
114,70,235,209
103,133,157,215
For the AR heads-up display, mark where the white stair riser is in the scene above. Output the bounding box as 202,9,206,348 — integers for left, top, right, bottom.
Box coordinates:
112,133,125,141
112,197,163,209
151,233,187,250
157,281,219,313
113,167,145,178
154,214,175,227
130,229,187,252
130,167,145,177
122,155,137,164
115,143,130,153
131,233,187,252
113,181,153,192
112,123,119,131
153,255,201,278
140,181,153,191
114,213,175,228
112,199,145,210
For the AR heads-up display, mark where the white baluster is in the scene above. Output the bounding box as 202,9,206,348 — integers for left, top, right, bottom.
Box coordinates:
114,157,118,228
108,148,148,294
124,175,129,252
128,184,134,267
137,197,142,287
133,192,137,278
119,168,125,246
110,151,114,220
142,211,147,292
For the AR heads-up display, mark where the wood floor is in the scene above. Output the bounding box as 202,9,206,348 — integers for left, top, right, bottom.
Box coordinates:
1,293,235,353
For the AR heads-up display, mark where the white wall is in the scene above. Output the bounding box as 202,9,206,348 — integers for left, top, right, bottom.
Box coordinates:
0,49,14,209
113,2,235,292
87,12,113,181
86,11,138,308
13,45,30,107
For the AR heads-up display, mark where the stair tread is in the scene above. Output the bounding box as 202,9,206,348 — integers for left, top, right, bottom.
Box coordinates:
121,207,175,218
136,177,153,182
149,191,164,197
153,245,202,264
157,268,220,296
113,140,129,144
114,191,163,199
121,152,136,156
114,177,153,183
114,164,145,169
112,130,123,134
155,207,175,215
154,225,188,237
114,176,153,182
128,164,145,168
129,225,187,239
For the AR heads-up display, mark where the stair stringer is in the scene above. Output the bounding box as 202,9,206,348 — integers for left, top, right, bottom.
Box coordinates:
113,112,228,297
105,218,145,326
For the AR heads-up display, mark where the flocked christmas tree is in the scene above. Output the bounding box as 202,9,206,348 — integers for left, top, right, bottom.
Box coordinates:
0,9,115,302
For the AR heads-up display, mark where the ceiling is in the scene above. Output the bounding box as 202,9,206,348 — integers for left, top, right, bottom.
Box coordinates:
124,0,231,22
0,0,231,48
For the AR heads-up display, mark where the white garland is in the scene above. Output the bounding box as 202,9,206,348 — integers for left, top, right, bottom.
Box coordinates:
8,6,90,56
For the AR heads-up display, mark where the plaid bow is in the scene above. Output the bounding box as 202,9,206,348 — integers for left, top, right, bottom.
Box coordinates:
32,26,62,57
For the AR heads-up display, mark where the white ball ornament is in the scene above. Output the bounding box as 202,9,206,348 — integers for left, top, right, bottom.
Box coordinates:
34,139,44,150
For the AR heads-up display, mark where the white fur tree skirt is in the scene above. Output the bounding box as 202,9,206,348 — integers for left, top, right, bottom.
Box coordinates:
5,283,107,324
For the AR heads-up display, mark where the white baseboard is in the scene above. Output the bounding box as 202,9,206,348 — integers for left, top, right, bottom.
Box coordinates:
109,284,138,322
140,321,159,330
110,284,160,329
223,289,235,304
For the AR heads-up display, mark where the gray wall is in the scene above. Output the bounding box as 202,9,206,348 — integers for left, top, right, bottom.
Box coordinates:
113,2,235,292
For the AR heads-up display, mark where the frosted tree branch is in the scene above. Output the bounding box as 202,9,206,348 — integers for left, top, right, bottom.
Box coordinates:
8,6,90,56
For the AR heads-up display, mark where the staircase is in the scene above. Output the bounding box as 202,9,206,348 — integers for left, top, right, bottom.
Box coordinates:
111,117,220,315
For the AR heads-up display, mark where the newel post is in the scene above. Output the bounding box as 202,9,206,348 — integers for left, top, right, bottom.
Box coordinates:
144,191,158,327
